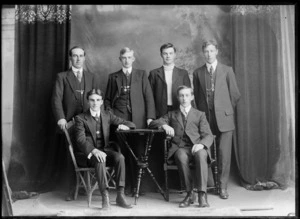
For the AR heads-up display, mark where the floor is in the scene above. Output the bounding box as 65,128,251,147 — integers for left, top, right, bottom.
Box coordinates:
11,179,296,217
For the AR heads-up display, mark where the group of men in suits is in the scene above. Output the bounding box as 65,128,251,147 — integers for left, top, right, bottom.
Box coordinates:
51,40,240,209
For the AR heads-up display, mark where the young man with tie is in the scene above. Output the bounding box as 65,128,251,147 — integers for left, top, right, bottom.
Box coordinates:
52,46,99,201
149,43,191,118
104,47,156,195
74,89,135,210
193,39,241,199
149,86,213,208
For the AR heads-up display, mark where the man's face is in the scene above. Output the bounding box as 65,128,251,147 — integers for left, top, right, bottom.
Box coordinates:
88,94,103,112
178,88,194,108
119,51,135,68
161,47,176,65
203,44,218,64
70,48,85,69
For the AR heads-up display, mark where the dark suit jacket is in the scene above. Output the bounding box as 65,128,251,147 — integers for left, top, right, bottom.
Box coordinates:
74,109,136,156
149,107,213,162
193,62,241,132
51,69,99,123
104,68,156,129
149,66,191,118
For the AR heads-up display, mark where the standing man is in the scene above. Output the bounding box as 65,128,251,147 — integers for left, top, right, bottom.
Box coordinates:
193,39,241,199
149,43,191,118
104,47,156,194
149,86,213,208
52,46,99,200
75,89,134,210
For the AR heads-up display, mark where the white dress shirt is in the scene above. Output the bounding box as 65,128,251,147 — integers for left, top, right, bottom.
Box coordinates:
122,66,132,74
206,59,218,74
180,104,192,117
72,66,83,76
163,64,175,106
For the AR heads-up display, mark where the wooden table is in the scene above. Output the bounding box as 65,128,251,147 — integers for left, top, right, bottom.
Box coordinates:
116,129,167,204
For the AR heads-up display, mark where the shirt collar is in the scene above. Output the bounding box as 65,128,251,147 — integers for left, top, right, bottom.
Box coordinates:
206,59,218,72
163,64,175,71
72,66,83,74
122,67,132,74
90,109,101,117
180,104,192,114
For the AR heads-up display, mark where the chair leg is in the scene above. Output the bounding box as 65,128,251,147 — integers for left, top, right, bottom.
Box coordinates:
86,172,92,207
74,173,80,200
165,169,169,201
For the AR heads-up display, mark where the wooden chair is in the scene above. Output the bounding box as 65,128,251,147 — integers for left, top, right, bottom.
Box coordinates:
64,120,116,207
163,135,219,201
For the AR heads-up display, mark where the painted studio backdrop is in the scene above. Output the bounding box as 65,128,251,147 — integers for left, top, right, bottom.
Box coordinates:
8,5,295,193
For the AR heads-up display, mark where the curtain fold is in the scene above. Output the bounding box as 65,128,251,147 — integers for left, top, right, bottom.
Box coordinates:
231,5,295,189
8,5,71,191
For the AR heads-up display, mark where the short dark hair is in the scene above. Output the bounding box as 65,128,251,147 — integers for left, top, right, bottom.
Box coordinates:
120,47,134,56
160,43,176,54
177,85,194,96
69,46,86,57
86,89,104,100
202,39,218,51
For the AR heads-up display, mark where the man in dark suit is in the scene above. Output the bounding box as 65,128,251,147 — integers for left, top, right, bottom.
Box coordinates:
75,89,135,210
149,86,213,208
149,43,191,118
104,47,156,194
193,39,241,199
51,46,99,200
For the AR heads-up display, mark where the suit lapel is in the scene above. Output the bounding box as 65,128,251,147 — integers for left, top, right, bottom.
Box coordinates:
198,66,207,98
66,69,78,99
171,67,180,95
214,63,222,96
175,109,184,128
84,111,96,146
100,110,109,145
115,70,123,96
185,107,195,129
130,69,139,101
157,67,166,84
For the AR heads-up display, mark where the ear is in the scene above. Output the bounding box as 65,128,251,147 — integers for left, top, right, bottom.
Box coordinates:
119,57,122,62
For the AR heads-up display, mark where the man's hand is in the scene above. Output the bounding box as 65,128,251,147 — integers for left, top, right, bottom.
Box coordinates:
147,119,153,126
192,144,204,155
117,124,130,130
57,119,67,130
162,124,175,137
92,148,107,163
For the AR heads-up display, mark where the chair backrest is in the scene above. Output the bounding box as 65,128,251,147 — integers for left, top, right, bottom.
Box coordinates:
64,119,79,169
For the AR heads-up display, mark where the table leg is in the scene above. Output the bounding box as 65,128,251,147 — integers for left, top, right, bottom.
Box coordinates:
135,167,143,204
145,167,167,200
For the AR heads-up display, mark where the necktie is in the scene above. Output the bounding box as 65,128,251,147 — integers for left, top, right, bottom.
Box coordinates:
125,70,130,77
95,113,99,121
76,70,82,82
209,66,214,92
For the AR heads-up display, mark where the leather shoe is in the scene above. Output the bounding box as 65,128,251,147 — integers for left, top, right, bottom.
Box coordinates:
198,191,209,208
101,190,111,210
219,189,229,199
116,193,132,209
179,191,193,208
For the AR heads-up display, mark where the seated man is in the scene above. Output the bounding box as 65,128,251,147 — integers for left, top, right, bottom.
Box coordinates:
149,85,213,208
74,89,135,210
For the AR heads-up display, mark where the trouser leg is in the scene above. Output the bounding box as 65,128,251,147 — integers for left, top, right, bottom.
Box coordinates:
193,149,208,192
174,148,193,192
105,149,126,188
89,156,108,191
218,131,233,189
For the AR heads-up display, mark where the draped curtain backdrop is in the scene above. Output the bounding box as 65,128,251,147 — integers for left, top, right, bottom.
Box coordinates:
7,5,295,192
231,5,295,189
8,5,71,191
